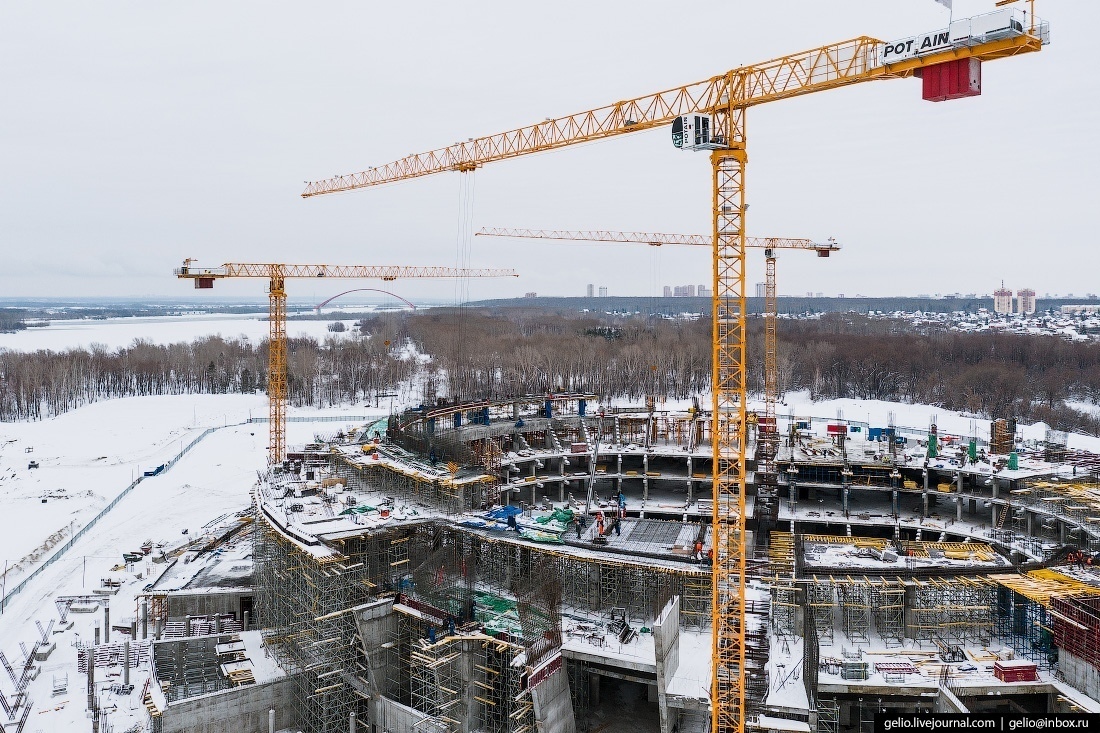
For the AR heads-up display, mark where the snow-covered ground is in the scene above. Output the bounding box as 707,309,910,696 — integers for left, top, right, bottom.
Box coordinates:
0,313,361,352
0,394,387,594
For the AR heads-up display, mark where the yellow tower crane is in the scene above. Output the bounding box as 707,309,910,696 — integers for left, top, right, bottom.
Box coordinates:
175,261,518,465
472,228,839,493
300,9,1047,729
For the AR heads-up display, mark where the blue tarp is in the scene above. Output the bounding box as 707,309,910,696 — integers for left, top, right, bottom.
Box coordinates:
485,505,522,521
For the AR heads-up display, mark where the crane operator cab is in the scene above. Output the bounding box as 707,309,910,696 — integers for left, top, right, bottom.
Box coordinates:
671,113,724,151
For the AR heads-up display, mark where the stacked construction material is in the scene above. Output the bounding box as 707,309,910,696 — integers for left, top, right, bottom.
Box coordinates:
993,659,1038,683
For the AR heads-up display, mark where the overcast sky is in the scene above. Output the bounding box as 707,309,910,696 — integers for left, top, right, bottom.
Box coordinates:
1,1,1094,303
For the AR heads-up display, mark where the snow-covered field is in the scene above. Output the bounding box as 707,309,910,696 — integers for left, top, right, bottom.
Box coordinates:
0,394,387,600
0,313,362,352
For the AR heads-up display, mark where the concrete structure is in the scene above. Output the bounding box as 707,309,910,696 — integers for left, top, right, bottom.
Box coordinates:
1017,287,1037,314
184,394,1100,733
994,281,1014,314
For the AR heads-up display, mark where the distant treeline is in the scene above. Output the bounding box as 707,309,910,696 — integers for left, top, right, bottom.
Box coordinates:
0,325,413,421
2,310,1098,436
0,309,27,334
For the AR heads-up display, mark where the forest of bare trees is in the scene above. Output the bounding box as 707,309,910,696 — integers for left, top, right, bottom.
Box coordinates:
2,309,1098,435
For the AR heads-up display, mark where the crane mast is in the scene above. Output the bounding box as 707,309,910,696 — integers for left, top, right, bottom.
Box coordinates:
176,261,517,464
301,9,1047,731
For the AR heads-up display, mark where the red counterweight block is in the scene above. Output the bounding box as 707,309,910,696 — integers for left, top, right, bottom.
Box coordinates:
921,58,982,102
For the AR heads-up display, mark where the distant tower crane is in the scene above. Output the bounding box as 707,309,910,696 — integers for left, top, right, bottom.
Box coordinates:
299,8,1047,729
474,228,839,493
175,261,517,464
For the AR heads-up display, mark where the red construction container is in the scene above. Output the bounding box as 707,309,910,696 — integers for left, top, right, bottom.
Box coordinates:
993,660,1038,683
921,58,982,102
570,442,588,454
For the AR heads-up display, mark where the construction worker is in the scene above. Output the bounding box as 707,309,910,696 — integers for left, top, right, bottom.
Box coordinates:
693,540,703,562
596,512,606,537
575,518,583,539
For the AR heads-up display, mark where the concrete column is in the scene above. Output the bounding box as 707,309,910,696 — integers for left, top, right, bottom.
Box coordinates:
350,711,357,733
789,482,797,512
923,491,929,519
104,606,110,643
1060,522,1067,544
956,497,962,522
140,601,148,640
892,490,898,516
1027,511,1034,537
992,504,999,528
185,615,192,637
923,470,929,492
244,611,250,632
94,621,101,646
131,620,137,640
269,708,276,733
992,479,999,500
123,641,130,686
957,472,964,492
842,486,850,514
589,672,601,706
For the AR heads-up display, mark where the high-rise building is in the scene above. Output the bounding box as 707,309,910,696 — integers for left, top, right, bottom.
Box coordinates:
586,284,594,298
993,281,1014,314
598,286,608,297
672,285,696,297
697,285,712,298
1017,288,1036,315
754,282,766,298
663,286,672,297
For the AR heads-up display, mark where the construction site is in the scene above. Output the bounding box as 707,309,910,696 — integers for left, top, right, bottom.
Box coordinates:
9,4,1100,733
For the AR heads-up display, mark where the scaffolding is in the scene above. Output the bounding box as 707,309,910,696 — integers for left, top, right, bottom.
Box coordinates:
255,519,389,733
835,577,872,644
808,578,835,644
816,697,839,733
478,638,534,733
992,569,1100,670
869,579,905,647
257,475,714,732
409,637,466,732
771,581,799,637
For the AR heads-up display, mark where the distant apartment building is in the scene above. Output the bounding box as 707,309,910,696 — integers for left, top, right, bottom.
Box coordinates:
1017,288,1036,315
1062,304,1100,315
663,286,673,297
586,284,594,298
754,282,766,298
993,282,1014,315
697,285,712,298
523,292,537,299
598,286,608,297
672,285,696,297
